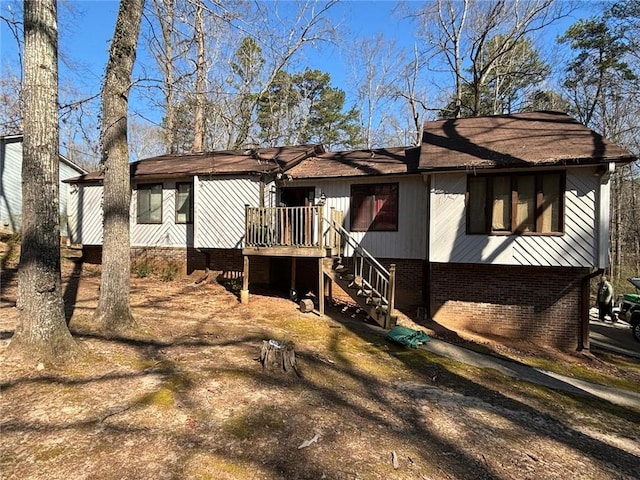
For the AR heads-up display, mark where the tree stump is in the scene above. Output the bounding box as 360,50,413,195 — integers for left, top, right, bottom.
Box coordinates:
260,340,300,375
299,298,314,313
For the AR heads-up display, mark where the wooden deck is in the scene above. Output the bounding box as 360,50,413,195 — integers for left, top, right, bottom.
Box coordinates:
242,205,337,257
241,206,395,327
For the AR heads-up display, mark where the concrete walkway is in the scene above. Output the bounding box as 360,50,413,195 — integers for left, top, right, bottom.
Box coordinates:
588,315,640,359
419,338,640,410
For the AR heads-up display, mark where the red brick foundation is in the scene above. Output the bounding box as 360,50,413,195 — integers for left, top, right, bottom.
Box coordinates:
377,258,425,310
82,245,272,285
320,257,425,311
429,262,589,350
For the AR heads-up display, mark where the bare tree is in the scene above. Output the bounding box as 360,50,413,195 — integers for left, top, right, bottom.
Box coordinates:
148,0,178,153
128,118,165,161
94,0,144,333
191,0,205,152
0,2,24,135
417,0,571,117
229,0,339,149
0,70,23,134
346,35,404,148
10,0,77,363
426,0,468,118
396,44,430,146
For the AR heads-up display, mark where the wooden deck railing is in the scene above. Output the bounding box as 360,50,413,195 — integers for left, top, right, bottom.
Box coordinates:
325,210,396,322
245,205,324,248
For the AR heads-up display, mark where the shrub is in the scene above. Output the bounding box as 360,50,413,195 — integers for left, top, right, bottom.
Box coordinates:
161,262,179,282
132,260,154,278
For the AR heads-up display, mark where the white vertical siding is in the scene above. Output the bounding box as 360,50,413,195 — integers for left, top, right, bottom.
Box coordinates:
130,180,192,247
1,138,85,234
429,168,600,267
195,176,261,248
0,140,22,231
291,175,427,259
69,180,194,247
59,160,85,236
68,184,104,245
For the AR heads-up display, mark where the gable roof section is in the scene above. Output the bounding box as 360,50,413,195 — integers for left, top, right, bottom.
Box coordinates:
67,144,324,183
418,111,636,171
287,146,420,179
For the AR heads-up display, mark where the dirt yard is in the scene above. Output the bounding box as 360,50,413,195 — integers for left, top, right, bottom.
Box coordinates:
1,240,639,480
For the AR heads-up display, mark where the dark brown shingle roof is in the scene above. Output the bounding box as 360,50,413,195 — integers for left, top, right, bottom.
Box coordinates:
418,111,635,171
67,112,636,184
66,144,324,183
287,147,419,179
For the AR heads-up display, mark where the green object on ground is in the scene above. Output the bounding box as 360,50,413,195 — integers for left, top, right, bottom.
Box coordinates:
386,325,430,348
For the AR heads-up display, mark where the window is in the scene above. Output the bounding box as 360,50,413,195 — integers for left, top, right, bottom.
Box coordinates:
137,183,163,224
175,182,193,224
350,183,398,232
466,172,564,234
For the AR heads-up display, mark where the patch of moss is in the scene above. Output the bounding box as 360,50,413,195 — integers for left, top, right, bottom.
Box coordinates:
137,371,191,409
139,386,176,408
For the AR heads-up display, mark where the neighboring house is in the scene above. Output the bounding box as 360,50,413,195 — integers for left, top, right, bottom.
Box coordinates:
66,112,636,351
0,134,87,236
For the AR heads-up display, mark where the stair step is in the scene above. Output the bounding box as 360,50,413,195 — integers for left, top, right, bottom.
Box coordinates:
366,297,383,306
342,274,355,283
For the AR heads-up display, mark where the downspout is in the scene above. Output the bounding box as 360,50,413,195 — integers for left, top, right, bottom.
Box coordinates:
579,162,615,351
192,174,210,284
597,162,615,270
422,173,431,318
580,269,604,351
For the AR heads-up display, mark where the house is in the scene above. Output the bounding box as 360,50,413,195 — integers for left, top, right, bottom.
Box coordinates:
67,144,325,266
0,134,87,236
66,112,636,351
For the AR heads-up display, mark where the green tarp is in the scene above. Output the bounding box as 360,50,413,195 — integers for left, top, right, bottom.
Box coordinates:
385,325,430,348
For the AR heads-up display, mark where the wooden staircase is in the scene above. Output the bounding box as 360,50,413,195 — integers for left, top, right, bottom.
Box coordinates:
322,215,397,329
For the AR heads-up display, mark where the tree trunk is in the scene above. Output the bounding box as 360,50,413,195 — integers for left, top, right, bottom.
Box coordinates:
10,0,77,363
192,0,205,152
153,0,176,153
95,0,144,333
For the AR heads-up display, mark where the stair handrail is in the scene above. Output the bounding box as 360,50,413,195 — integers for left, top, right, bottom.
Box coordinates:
324,216,395,312
325,217,390,276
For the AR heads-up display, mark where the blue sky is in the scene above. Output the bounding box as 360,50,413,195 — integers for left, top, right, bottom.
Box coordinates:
2,1,406,89
1,0,599,92
1,0,604,138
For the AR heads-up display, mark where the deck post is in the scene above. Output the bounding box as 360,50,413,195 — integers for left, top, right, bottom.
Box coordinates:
290,257,297,298
387,264,396,329
244,204,250,245
326,263,333,304
318,206,324,250
240,255,250,304
318,257,325,315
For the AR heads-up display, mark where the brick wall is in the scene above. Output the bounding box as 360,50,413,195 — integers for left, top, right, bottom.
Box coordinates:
327,257,425,311
83,245,273,284
378,258,425,309
430,262,589,350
